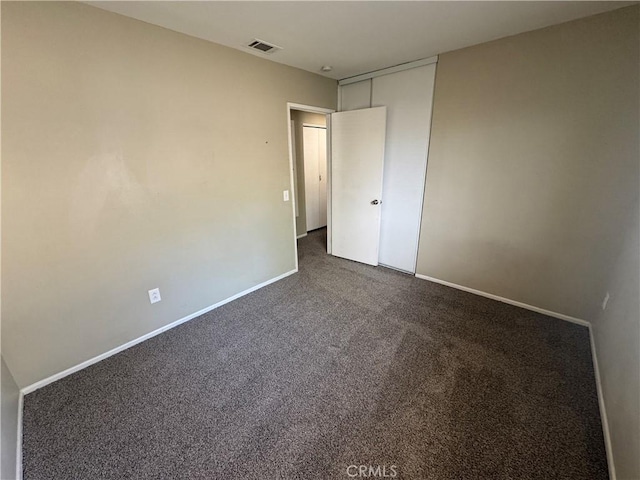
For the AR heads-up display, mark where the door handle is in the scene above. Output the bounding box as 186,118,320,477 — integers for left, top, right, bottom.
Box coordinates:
370,199,379,205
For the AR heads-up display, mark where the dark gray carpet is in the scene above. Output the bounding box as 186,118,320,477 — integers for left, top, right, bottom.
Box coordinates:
23,228,608,479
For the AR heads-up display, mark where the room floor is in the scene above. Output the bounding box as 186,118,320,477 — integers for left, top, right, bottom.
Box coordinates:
22,229,608,479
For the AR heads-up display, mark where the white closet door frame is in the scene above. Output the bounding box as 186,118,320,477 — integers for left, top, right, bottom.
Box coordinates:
286,103,335,272
338,55,438,86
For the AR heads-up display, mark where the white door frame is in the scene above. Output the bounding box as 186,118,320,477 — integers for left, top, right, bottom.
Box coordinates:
287,102,335,271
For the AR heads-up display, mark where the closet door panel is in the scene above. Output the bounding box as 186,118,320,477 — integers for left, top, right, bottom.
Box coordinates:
372,64,436,273
318,128,327,226
340,80,372,111
303,126,321,231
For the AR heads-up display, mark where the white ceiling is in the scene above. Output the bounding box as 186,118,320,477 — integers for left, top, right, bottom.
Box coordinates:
88,1,633,80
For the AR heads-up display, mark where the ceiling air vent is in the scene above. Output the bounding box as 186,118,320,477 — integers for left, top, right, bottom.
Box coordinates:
246,38,282,55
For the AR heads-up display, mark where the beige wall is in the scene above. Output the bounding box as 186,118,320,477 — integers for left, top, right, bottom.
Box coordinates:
417,6,639,476
1,357,19,480
1,1,336,387
592,196,639,480
291,110,327,236
417,6,639,321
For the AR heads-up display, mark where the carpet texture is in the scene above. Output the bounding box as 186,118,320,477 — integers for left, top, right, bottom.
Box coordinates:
22,229,608,479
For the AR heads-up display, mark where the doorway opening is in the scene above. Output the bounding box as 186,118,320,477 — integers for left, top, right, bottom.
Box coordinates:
286,103,334,269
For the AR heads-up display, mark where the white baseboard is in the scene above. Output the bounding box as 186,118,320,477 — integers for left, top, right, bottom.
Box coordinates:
16,391,24,480
296,233,307,239
588,325,616,480
415,274,590,327
20,268,297,396
15,268,614,479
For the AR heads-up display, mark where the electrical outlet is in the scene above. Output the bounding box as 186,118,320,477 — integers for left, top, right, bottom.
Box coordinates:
283,190,290,201
601,292,610,310
148,288,161,304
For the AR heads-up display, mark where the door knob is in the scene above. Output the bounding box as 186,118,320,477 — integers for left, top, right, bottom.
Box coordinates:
371,199,379,205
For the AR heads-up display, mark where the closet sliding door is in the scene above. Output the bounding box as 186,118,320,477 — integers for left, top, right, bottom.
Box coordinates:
372,64,436,273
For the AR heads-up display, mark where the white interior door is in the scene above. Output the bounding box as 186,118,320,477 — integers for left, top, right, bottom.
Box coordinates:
331,107,387,266
303,126,327,231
